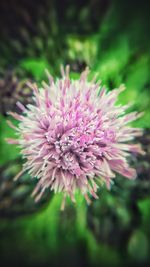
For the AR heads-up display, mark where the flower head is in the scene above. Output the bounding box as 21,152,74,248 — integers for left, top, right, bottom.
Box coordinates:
7,66,145,208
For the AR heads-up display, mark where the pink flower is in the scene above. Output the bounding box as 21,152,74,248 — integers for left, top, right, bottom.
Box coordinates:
6,66,145,209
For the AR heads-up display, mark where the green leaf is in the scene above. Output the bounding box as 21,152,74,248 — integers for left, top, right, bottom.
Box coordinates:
20,58,50,80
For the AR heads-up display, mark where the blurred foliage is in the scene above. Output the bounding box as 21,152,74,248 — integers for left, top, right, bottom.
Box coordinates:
0,158,52,218
0,70,34,115
0,0,150,266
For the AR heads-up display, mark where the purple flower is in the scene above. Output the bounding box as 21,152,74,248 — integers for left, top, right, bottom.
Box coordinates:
6,66,145,209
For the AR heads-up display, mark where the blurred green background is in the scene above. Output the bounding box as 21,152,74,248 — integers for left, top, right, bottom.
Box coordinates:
0,0,150,266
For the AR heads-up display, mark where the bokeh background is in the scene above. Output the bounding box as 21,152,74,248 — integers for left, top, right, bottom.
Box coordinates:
0,0,150,266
